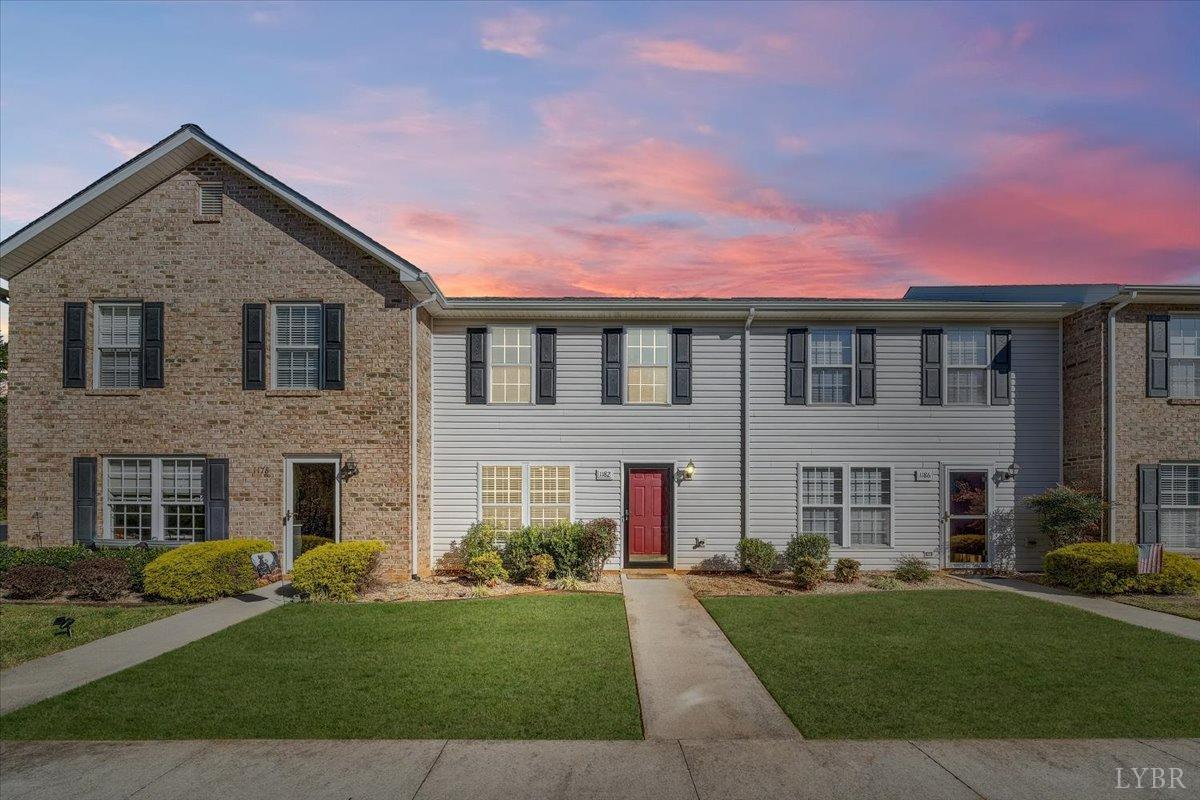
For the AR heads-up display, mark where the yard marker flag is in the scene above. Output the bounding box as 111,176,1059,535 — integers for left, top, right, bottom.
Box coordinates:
1137,543,1163,575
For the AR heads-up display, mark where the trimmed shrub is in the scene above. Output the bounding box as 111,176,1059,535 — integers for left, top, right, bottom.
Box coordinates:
0,544,92,573
291,540,386,601
792,555,825,590
894,555,933,583
143,539,272,602
1044,542,1200,595
784,534,830,572
1025,485,1107,549
867,575,904,591
68,557,132,601
529,553,555,586
833,557,861,583
300,535,335,555
97,546,168,593
2,565,67,599
466,551,508,586
0,544,17,574
737,538,778,576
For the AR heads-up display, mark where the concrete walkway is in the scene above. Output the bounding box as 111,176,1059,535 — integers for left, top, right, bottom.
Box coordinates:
3,737,1197,800
621,573,798,739
0,582,291,715
958,576,1200,642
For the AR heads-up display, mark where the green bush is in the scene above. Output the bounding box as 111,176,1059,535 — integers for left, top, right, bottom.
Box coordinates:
893,555,933,583
143,539,272,602
833,557,861,583
2,565,67,599
867,575,904,591
300,535,335,555
500,518,619,582
466,551,508,586
1044,542,1200,595
529,553,555,586
1025,485,1107,549
68,557,132,601
792,555,825,590
291,540,385,601
784,534,830,572
576,518,619,580
737,538,778,576
0,544,92,572
501,526,550,583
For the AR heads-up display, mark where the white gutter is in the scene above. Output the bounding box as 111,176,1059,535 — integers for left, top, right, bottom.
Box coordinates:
1106,291,1137,541
410,296,437,578
741,307,756,538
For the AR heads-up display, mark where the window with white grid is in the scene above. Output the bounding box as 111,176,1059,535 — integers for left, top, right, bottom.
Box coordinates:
1169,317,1200,399
104,457,206,543
850,467,891,546
273,303,322,389
95,303,142,388
481,465,525,535
489,327,532,404
104,459,153,541
1160,463,1200,549
809,329,852,404
161,459,206,543
626,327,669,404
946,329,988,405
801,467,843,543
530,466,572,528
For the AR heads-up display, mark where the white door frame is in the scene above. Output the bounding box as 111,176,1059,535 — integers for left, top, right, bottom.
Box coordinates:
283,455,341,570
941,464,995,569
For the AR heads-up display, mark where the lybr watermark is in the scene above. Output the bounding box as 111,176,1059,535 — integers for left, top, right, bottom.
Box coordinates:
1115,767,1187,790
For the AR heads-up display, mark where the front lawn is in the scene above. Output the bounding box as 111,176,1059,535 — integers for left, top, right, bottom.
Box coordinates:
1,603,189,670
0,594,641,740
1112,594,1200,621
703,590,1200,739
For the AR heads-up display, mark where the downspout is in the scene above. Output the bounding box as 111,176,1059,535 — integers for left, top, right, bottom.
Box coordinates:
741,307,756,539
410,296,437,579
1105,291,1136,542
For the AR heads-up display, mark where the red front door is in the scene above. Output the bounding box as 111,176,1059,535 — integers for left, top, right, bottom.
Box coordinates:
628,468,669,560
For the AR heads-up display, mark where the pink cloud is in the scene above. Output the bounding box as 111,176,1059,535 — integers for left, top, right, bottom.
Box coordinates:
92,131,150,159
629,39,748,74
480,8,549,58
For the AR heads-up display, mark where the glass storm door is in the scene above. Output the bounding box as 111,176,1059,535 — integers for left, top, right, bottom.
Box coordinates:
946,469,989,566
283,458,339,570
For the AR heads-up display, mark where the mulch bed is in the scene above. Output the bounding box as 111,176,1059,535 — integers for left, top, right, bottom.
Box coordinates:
683,571,982,598
361,573,623,602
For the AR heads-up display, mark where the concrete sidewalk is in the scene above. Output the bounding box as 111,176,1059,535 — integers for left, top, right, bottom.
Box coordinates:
621,573,798,739
0,582,291,715
2,737,1197,800
958,576,1200,641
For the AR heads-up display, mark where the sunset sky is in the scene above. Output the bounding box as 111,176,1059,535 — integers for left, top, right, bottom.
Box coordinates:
1,0,1198,308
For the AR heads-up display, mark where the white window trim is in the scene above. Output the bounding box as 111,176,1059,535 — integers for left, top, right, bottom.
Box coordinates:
1168,315,1200,400
271,302,322,390
477,462,575,530
943,327,991,406
1159,461,1200,549
807,328,855,406
487,326,534,405
102,455,206,544
92,301,142,389
624,326,672,406
797,463,895,548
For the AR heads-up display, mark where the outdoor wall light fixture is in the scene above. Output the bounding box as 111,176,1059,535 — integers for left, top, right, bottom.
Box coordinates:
1000,462,1021,481
337,456,359,483
679,460,696,481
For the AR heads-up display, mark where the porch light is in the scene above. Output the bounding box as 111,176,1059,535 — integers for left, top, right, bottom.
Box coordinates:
681,460,696,481
337,456,359,483
1001,462,1021,481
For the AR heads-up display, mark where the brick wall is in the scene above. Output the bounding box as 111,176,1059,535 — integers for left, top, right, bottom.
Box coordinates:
1062,304,1106,497
8,155,432,576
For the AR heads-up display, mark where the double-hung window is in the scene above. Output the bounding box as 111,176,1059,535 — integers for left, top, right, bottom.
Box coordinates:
1169,316,1200,399
95,303,141,388
273,303,322,389
809,329,853,404
1160,463,1200,549
626,327,669,404
103,456,205,543
946,329,989,405
850,467,892,546
490,326,532,403
801,467,842,543
480,464,573,536
800,465,893,547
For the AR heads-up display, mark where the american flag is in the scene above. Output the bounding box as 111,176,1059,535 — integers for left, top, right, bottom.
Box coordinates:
1137,543,1163,575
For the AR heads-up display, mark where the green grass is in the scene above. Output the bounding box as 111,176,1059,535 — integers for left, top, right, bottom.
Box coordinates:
1112,594,1200,621
703,590,1200,739
1,603,188,669
0,594,642,740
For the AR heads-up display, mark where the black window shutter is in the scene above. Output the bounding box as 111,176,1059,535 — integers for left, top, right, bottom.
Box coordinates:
602,328,623,405
1146,314,1169,398
63,302,86,388
466,328,487,404
1138,463,1159,544
672,328,693,405
243,304,266,390
990,329,1012,406
204,458,229,540
536,327,557,405
855,328,876,405
140,302,164,388
785,328,807,405
72,457,97,543
320,303,345,390
921,329,943,405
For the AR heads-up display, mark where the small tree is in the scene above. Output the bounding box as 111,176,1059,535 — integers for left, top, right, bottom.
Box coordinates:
1025,485,1107,549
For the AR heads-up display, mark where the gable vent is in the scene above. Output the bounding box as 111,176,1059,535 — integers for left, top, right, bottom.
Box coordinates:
199,182,223,216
